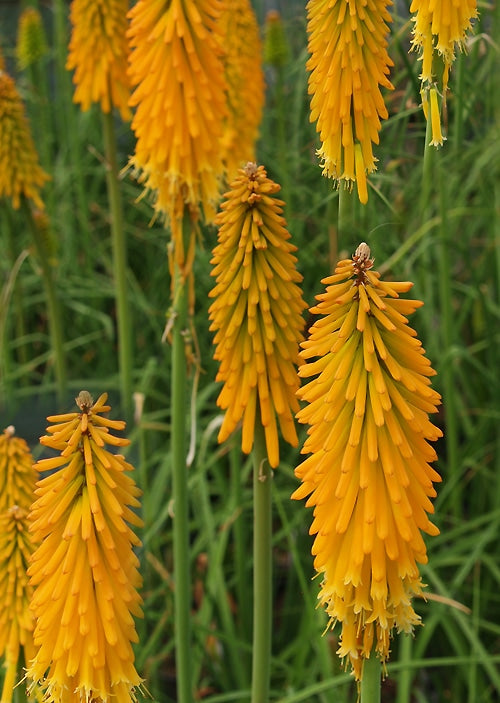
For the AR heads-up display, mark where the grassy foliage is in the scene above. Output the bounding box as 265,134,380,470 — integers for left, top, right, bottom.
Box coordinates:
0,2,499,702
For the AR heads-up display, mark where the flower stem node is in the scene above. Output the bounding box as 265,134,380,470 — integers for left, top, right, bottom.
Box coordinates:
293,245,443,679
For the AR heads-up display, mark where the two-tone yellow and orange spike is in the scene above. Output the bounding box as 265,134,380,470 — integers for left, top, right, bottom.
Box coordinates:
127,0,228,242
293,243,442,678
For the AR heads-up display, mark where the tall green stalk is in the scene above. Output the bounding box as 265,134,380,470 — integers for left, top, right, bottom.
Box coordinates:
418,110,436,347
251,416,273,703
437,162,459,519
360,652,382,703
22,198,66,402
338,183,355,253
102,109,133,420
395,634,413,703
52,0,91,261
171,216,192,703
231,442,252,651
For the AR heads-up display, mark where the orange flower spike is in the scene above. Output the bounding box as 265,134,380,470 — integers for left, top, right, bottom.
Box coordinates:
27,391,143,703
306,0,394,203
293,243,442,679
0,69,49,209
66,0,131,120
127,0,228,228
209,163,307,468
220,0,265,181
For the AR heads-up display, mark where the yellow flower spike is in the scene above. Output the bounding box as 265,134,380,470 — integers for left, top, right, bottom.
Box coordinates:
127,0,228,235
16,8,48,71
209,162,307,468
410,0,478,83
306,0,394,203
220,0,265,182
410,0,478,125
293,243,442,680
26,391,144,703
66,0,131,120
0,69,49,209
0,426,38,512
0,428,39,703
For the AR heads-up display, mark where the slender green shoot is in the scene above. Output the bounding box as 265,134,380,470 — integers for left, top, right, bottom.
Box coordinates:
171,215,193,703
395,635,413,703
251,416,273,703
22,198,66,402
337,183,355,254
52,0,91,258
231,442,252,651
437,162,459,519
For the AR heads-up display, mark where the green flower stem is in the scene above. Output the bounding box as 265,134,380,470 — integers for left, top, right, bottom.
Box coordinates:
419,110,436,355
395,634,413,703
4,208,29,372
453,54,465,156
231,442,252,649
251,415,273,703
437,163,459,519
27,59,54,214
420,111,434,216
327,192,339,272
171,216,193,703
22,198,66,403
360,651,382,703
52,0,91,262
338,183,355,251
102,109,133,420
275,64,290,210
